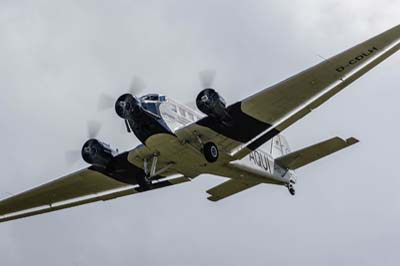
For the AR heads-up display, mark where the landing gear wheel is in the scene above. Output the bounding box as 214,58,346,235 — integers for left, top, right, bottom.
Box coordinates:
289,187,296,196
203,142,219,163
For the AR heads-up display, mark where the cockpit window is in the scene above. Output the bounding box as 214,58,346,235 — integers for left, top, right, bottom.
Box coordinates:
142,102,159,115
141,94,158,101
140,94,166,116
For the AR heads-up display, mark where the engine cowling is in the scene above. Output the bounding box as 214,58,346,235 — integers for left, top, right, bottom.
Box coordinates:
115,93,143,119
81,139,115,168
196,89,230,122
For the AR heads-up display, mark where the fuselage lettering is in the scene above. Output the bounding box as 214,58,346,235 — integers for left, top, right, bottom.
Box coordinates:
336,46,379,73
249,151,270,172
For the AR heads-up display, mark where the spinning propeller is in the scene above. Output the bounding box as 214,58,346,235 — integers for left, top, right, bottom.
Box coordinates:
98,76,146,133
199,69,216,89
97,76,146,111
185,70,217,110
65,120,102,165
65,71,217,166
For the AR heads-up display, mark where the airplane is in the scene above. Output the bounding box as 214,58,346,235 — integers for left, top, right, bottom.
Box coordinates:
0,24,399,223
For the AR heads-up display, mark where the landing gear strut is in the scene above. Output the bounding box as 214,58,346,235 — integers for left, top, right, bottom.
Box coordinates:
287,179,296,196
137,175,152,190
140,155,158,190
203,142,219,163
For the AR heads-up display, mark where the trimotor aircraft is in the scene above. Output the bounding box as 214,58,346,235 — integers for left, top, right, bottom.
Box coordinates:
1,24,399,223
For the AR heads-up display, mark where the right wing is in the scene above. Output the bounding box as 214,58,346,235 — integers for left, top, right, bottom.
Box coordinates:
0,151,190,223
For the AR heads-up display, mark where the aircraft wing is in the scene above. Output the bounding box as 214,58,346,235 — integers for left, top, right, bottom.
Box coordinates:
0,167,190,223
177,25,400,158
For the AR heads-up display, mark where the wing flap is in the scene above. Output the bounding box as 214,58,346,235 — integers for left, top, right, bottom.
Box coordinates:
275,137,358,170
206,179,259,202
0,176,190,223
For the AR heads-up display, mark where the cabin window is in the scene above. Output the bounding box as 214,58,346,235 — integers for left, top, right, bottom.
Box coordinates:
187,112,194,121
171,104,177,113
179,107,186,117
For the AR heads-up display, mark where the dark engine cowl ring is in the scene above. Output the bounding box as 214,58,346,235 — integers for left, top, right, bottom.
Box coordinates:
196,88,231,124
115,94,142,119
81,139,114,168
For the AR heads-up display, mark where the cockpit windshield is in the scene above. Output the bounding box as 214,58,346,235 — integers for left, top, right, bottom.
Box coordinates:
140,94,166,117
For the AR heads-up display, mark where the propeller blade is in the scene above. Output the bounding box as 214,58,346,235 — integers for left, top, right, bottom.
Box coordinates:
199,69,216,88
87,120,102,139
65,150,81,165
98,93,115,111
129,76,145,95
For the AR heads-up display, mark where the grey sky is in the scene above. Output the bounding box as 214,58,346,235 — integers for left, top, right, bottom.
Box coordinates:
0,1,399,265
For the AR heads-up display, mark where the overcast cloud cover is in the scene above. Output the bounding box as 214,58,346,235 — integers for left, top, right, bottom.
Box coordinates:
0,0,399,265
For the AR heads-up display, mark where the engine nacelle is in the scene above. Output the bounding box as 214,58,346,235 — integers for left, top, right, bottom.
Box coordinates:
81,139,116,168
196,89,230,122
115,93,143,119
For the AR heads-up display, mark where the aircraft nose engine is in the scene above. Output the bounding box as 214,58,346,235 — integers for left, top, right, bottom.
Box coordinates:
81,139,114,168
115,93,142,119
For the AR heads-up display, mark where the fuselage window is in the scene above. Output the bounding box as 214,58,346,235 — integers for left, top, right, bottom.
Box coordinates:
171,104,177,113
188,112,194,121
178,107,186,117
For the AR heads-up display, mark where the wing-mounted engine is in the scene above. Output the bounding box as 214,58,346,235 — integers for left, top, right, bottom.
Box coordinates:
81,139,117,168
196,89,231,125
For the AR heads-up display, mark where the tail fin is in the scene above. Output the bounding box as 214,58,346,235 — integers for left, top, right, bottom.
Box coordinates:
269,135,291,158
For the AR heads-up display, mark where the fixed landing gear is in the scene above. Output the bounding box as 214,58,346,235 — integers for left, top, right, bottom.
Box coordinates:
288,186,295,196
203,142,219,163
137,175,152,190
192,132,218,163
287,179,296,196
139,153,175,190
140,155,158,190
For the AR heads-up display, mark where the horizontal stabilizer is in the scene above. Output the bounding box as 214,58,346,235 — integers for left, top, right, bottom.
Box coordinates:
207,179,259,202
275,137,358,170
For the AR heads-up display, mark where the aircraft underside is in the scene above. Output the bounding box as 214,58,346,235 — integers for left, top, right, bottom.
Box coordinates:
0,24,399,223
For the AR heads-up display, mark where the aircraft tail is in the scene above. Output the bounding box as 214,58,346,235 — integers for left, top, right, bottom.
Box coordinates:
275,136,358,170
268,135,291,158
